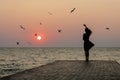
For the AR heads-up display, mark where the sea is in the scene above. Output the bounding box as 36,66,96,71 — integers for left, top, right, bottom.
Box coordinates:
0,47,120,78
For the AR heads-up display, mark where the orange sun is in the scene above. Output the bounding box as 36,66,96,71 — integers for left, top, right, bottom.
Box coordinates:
37,36,42,40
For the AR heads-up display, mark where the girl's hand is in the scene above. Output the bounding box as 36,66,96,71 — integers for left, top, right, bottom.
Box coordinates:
83,24,87,28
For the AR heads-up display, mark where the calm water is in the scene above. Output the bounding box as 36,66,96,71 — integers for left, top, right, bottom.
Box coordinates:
0,47,120,77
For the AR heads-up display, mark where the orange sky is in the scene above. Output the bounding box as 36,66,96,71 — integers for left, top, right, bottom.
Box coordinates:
0,0,120,47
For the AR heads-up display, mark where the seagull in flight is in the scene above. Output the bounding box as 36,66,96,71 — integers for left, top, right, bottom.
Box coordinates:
106,27,110,30
16,42,19,45
40,22,42,25
48,12,53,15
35,33,37,36
70,8,76,13
57,29,62,33
20,25,25,30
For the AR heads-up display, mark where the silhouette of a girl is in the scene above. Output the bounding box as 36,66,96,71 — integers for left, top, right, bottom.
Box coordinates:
83,24,94,62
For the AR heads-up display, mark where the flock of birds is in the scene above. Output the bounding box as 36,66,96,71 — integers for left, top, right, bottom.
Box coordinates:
17,8,77,45
17,8,110,45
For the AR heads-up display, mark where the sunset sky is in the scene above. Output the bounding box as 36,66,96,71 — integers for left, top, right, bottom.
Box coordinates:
0,0,120,47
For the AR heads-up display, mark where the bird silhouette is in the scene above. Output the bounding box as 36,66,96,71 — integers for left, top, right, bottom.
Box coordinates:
48,12,53,15
35,33,37,36
57,29,62,33
106,28,110,30
20,25,25,30
40,22,42,25
70,8,76,13
16,42,19,45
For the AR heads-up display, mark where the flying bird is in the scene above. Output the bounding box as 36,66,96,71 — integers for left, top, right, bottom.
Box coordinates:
48,12,53,15
16,42,19,45
106,28,110,30
40,22,42,25
35,33,37,36
70,8,76,13
20,25,25,30
57,29,62,33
